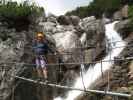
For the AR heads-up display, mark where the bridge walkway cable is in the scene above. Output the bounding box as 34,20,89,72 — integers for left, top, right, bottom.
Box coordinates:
1,57,132,99
1,41,133,99
10,75,131,98
2,56,132,98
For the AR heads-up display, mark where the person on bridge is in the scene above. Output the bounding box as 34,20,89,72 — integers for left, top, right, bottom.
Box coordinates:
33,32,54,81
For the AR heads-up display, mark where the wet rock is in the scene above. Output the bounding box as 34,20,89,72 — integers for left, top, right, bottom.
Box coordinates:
0,29,28,100
79,16,105,42
115,19,130,39
113,66,121,71
38,16,106,64
113,11,123,20
117,87,129,93
129,75,133,80
57,15,71,25
0,25,57,100
47,15,57,24
53,31,78,51
121,5,128,19
102,17,111,24
121,69,128,73
129,62,133,80
62,70,79,86
113,5,128,20
80,16,96,24
70,16,80,26
113,73,122,77
53,31,81,66
0,14,107,100
74,25,85,37
103,96,112,100
79,16,106,61
39,21,57,33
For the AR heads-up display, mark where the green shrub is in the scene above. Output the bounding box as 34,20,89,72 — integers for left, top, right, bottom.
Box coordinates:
0,0,44,31
66,0,122,18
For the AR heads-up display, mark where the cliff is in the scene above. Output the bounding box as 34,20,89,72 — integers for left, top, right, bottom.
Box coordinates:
0,14,106,100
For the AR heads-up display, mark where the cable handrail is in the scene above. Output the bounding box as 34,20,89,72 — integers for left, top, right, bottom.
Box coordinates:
0,56,133,67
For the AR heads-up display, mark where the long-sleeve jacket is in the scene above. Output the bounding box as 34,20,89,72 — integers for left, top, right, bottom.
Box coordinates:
33,40,53,55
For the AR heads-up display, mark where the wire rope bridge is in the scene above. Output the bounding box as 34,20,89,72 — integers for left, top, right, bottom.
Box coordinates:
1,40,133,99
7,56,133,98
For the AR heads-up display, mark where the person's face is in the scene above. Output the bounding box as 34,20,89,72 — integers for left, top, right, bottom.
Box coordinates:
37,36,43,41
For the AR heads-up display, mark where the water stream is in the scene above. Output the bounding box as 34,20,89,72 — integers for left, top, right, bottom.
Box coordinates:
55,21,126,100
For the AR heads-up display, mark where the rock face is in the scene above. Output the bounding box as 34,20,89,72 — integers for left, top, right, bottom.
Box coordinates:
38,16,82,67
0,15,106,100
0,23,58,100
106,40,133,100
0,26,32,100
39,15,106,65
53,31,80,62
79,16,106,62
57,15,71,25
121,5,128,19
115,19,130,39
70,15,80,26
57,15,80,26
113,11,123,20
37,16,106,99
113,5,128,20
90,32,133,100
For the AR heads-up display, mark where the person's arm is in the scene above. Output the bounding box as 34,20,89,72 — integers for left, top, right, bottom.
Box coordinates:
44,39,56,54
47,45,55,54
32,40,39,55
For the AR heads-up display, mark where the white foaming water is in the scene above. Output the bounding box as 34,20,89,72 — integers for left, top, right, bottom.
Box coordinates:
54,21,126,100
80,33,87,45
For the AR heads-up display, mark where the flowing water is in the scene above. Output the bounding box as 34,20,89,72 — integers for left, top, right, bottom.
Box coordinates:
54,21,126,100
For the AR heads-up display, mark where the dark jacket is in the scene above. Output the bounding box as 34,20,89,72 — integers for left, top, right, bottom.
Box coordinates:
33,40,53,55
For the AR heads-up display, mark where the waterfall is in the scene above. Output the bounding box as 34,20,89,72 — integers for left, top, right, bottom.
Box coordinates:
54,21,126,100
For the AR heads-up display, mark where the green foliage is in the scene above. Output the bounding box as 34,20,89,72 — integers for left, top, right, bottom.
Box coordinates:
0,0,44,31
67,6,89,18
66,0,122,18
0,1,44,18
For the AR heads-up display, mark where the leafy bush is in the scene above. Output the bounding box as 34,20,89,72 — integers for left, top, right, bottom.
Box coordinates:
0,0,44,31
66,0,122,18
